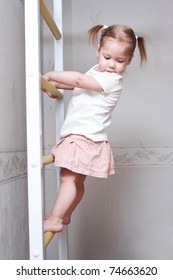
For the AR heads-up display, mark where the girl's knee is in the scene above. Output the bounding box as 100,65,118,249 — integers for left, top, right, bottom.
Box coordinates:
76,174,86,186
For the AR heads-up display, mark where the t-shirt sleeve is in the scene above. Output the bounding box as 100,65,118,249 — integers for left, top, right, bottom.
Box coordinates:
93,72,123,93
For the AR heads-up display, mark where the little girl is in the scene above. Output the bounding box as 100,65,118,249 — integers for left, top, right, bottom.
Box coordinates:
44,24,147,233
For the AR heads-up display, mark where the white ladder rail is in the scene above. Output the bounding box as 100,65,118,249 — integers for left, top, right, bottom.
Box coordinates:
25,0,44,260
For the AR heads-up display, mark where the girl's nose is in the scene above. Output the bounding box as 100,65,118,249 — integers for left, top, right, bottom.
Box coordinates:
109,61,116,68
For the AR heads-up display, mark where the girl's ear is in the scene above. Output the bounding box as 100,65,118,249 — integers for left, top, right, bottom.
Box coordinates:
127,54,134,65
96,44,100,57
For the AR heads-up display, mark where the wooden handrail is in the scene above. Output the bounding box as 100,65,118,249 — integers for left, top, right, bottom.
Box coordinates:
40,0,62,40
41,75,63,99
42,154,55,165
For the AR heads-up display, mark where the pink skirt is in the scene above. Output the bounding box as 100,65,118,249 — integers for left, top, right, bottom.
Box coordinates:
51,134,115,178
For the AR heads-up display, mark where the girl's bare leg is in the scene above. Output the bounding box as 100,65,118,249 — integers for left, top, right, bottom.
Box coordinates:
44,179,85,224
63,175,86,225
44,168,86,232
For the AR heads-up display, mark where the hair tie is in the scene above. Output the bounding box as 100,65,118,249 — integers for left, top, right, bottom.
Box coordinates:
102,25,108,30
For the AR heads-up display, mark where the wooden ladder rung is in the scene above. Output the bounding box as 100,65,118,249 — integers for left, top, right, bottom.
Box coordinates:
41,75,63,99
42,154,55,165
40,0,62,40
44,231,55,247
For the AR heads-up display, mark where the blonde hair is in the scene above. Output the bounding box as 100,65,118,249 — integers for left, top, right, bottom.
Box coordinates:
88,24,147,64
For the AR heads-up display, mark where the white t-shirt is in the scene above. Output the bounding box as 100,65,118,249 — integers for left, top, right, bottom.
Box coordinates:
60,65,123,142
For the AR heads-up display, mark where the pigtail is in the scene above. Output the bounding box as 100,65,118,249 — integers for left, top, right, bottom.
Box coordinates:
88,24,104,45
137,36,147,64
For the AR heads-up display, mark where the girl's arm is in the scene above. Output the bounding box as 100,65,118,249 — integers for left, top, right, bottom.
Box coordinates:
48,81,74,90
44,71,103,92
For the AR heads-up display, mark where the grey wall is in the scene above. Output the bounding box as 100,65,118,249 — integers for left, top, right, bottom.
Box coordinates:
0,0,29,259
61,0,173,259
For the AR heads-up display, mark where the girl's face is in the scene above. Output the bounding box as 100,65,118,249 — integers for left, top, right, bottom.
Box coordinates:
97,38,133,75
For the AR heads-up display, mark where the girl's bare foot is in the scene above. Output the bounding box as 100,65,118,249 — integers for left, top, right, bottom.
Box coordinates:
44,216,63,233
45,213,71,225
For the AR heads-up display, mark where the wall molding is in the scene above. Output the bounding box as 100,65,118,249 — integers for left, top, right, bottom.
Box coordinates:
112,146,173,167
44,146,173,169
1,146,172,183
0,150,27,184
